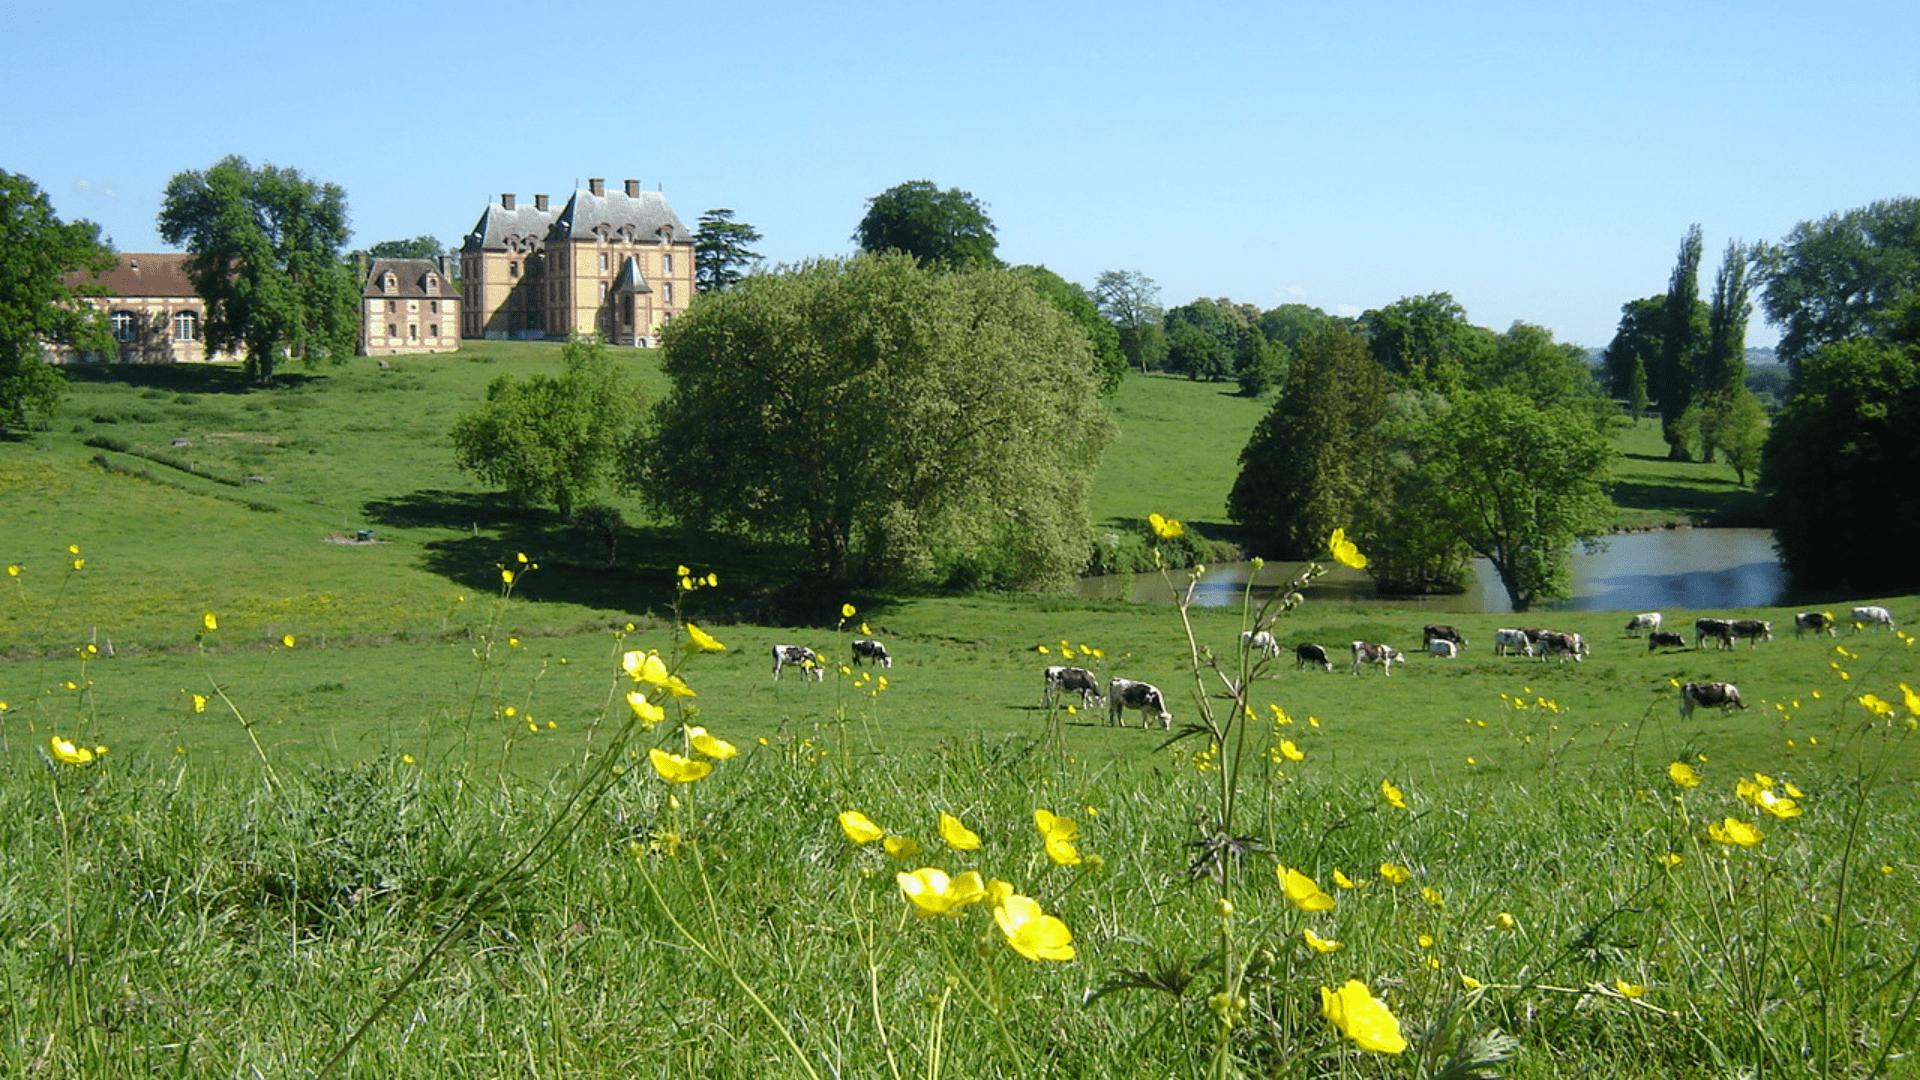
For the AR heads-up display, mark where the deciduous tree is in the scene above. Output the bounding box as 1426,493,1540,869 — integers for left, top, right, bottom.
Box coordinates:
157,156,358,382
0,171,115,430
1012,265,1125,394
693,209,762,293
634,253,1112,589
1093,269,1164,373
1755,197,1920,372
853,182,998,270
1654,225,1707,459
1361,292,1489,392
367,235,448,259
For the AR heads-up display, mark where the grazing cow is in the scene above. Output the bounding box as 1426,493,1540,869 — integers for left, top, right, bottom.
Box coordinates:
1423,624,1467,652
1108,678,1172,729
1493,628,1536,657
851,639,893,668
770,644,825,681
1730,619,1772,647
1793,612,1836,638
1695,618,1735,651
1537,631,1589,662
1625,612,1663,637
1680,681,1746,719
1294,643,1334,672
1647,630,1688,651
1043,666,1103,709
1240,629,1282,658
1428,638,1458,659
1852,606,1897,633
1350,641,1405,676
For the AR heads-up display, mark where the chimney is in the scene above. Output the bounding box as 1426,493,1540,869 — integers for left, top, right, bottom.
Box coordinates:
439,254,452,279
588,178,605,196
535,193,548,211
625,178,640,197
501,193,516,210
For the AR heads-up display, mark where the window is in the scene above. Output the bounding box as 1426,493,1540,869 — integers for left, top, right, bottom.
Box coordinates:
663,282,673,306
510,260,520,279
430,300,439,313
382,272,398,294
173,311,197,342
387,300,396,313
388,324,397,338
599,282,608,301
424,274,439,295
111,311,135,342
430,324,439,338
662,253,673,274
408,324,418,340
598,252,609,273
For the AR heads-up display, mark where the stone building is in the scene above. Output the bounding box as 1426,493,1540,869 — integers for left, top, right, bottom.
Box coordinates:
461,177,695,346
53,253,236,363
359,255,460,355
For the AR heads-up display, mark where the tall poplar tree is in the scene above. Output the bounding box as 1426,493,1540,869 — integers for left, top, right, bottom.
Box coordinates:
1653,224,1706,459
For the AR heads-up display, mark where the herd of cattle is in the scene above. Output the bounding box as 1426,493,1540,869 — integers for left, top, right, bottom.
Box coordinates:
767,604,1901,730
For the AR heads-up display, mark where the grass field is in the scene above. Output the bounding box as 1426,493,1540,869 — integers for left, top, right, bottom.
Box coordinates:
2,350,1916,1077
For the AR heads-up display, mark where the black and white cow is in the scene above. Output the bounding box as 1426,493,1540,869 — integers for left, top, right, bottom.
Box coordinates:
1108,678,1172,729
851,639,893,668
1695,618,1735,651
1647,630,1688,651
1428,638,1458,659
1043,666,1103,709
1350,642,1405,676
1852,606,1898,633
1422,624,1467,652
771,644,825,681
1240,629,1281,658
1537,631,1589,662
1793,612,1836,638
1624,612,1663,637
1730,619,1772,647
1294,643,1334,672
1680,681,1745,719
1493,628,1536,657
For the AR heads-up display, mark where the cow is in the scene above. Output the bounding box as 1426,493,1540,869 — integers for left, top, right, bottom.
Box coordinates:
770,644,825,681
1647,630,1688,651
1537,631,1589,663
1695,618,1735,651
1350,641,1405,676
1625,612,1663,637
1852,606,1898,633
1043,666,1103,709
1294,643,1334,672
1428,638,1458,659
851,639,893,668
1108,678,1172,729
1680,681,1746,719
1423,624,1467,652
1493,628,1536,657
1793,612,1836,638
1241,629,1282,658
1730,619,1772,647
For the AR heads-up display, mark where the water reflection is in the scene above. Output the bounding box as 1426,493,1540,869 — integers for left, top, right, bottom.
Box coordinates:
1075,529,1784,614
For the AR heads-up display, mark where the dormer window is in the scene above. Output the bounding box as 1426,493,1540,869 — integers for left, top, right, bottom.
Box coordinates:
424,273,440,295
382,272,398,294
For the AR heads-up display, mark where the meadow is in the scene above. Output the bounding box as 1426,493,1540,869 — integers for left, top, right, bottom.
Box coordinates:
2,346,1917,1077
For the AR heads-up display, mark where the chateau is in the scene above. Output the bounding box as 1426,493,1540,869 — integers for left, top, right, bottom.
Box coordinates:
359,256,460,356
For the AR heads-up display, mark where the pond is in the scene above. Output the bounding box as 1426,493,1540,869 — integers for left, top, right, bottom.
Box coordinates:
1074,528,1786,614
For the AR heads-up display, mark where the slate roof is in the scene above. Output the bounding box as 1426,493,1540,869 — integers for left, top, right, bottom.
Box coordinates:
362,258,451,299
611,255,653,294
550,186,690,245
64,253,198,298
463,199,560,253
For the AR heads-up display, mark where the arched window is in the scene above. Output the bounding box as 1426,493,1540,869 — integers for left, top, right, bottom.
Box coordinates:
111,311,136,342
173,311,197,342
382,272,398,294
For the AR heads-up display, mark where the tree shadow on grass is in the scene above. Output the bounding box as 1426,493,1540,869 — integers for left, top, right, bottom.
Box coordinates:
1610,480,1766,526
61,363,325,395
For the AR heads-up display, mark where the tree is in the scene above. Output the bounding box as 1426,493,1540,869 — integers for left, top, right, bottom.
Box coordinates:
633,253,1112,589
1602,295,1663,403
0,171,115,431
1352,391,1473,594
1361,292,1489,392
1094,269,1164,373
1228,326,1391,558
1012,266,1126,394
1481,321,1604,413
1418,388,1615,611
853,181,998,270
157,156,358,383
1755,197,1920,372
451,335,639,519
693,208,762,293
1685,386,1767,486
1701,239,1753,399
1233,332,1287,398
367,235,447,259
1163,298,1241,381
1653,225,1707,459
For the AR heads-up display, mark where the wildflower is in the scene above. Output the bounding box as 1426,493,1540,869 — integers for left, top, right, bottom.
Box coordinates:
1037,644,1049,654
1902,683,1920,716
648,748,711,783
1494,912,1517,931
500,568,514,584
1280,866,1337,912
883,834,920,859
192,694,208,714
1615,981,1646,999
1422,886,1444,907
203,612,218,632
897,868,987,916
1328,528,1368,570
1304,928,1343,954
938,812,982,851
1462,974,1484,990
1660,851,1683,868
663,675,697,698
991,889,1076,961
1215,898,1234,918
1332,868,1359,890
1147,512,1185,539
1034,810,1084,864
1707,817,1764,847
1380,779,1407,809
1320,980,1407,1054
49,736,96,766
401,753,415,765
507,637,520,647
1668,761,1702,788
1755,789,1803,819
838,811,885,845
1860,693,1896,719
71,559,84,570
625,691,665,725
5,565,17,576
1380,862,1413,884
686,726,738,760
841,603,857,619
281,634,296,648
622,650,670,685
1279,739,1305,762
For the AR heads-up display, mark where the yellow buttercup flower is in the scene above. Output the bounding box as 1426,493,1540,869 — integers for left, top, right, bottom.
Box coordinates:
663,675,697,698
1147,512,1185,539
1304,928,1343,954
1859,693,1896,719
684,623,726,652
625,691,665,725
992,890,1076,962
1044,835,1083,866
1755,788,1803,819
647,748,711,783
1380,779,1407,809
1380,862,1413,884
1902,683,1920,716
938,812,982,851
1462,974,1484,990
686,726,738,760
49,736,96,766
1332,868,1359,889
1280,866,1337,912
5,565,18,576
1422,886,1445,907
1279,739,1305,762
1668,761,1702,788
838,811,885,845
1329,528,1368,570
897,868,988,916
841,603,857,619
883,835,921,859
1660,852,1684,868
622,650,670,685
1707,817,1763,847
281,634,296,648
192,694,208,714
1035,808,1083,865
1616,981,1647,999
202,613,218,632
1494,911,1518,930
1320,980,1407,1054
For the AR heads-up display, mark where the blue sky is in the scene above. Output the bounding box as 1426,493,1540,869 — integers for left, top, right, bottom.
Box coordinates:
7,0,1915,348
